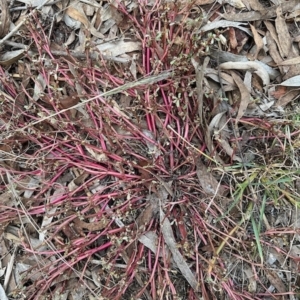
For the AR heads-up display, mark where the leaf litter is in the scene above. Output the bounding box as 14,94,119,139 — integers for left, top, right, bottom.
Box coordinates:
0,0,300,299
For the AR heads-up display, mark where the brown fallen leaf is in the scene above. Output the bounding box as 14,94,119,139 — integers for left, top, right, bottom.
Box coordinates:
160,207,199,292
243,0,265,11
66,6,104,39
278,56,300,66
205,127,224,165
0,49,25,67
195,158,225,196
225,0,245,9
191,56,210,127
0,0,10,38
230,71,251,124
229,27,238,52
265,269,286,294
264,21,285,60
220,61,270,86
280,48,300,81
270,86,287,99
59,95,80,109
195,0,214,4
250,24,264,60
215,135,242,162
222,0,297,21
275,89,299,107
243,265,257,293
265,30,284,76
200,21,252,37
72,214,108,232
96,38,142,57
275,7,292,58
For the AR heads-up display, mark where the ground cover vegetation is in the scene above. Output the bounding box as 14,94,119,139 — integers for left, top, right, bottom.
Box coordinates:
1,0,300,299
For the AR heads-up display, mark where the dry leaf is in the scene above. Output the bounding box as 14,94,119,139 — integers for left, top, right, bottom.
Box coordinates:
229,27,238,51
23,177,40,199
264,20,285,59
225,0,245,8
195,0,214,3
196,159,224,196
0,49,25,67
138,231,162,256
275,7,292,58
265,30,285,78
73,214,108,232
142,129,161,158
231,71,251,123
59,95,80,109
278,56,300,66
3,248,15,291
205,68,236,91
275,89,299,107
33,73,47,101
82,2,95,16
243,265,257,293
15,0,47,7
160,208,199,292
220,61,270,85
0,284,8,300
265,269,286,293
270,86,287,99
0,0,10,38
250,24,264,60
39,186,66,241
215,136,242,162
191,56,210,127
208,111,227,133
211,49,280,80
66,6,90,27
279,76,300,87
66,5,104,38
85,145,108,162
222,0,297,21
96,39,141,57
200,20,252,36
243,0,265,10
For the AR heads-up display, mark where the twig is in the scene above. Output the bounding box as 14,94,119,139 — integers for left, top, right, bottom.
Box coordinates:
13,71,173,132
